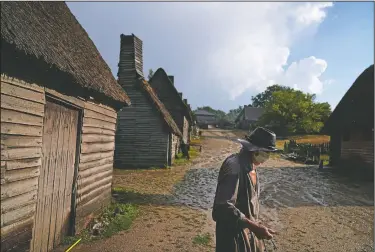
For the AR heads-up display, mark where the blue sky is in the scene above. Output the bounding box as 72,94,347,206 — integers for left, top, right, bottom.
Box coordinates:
68,2,373,112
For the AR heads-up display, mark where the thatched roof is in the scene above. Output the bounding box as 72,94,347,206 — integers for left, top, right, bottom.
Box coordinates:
139,79,182,136
150,68,193,122
322,64,374,134
1,2,130,106
194,110,216,116
235,106,264,122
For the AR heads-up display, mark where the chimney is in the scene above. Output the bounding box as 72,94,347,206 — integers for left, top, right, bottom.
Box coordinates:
178,92,183,98
117,34,144,88
168,75,174,85
183,99,187,104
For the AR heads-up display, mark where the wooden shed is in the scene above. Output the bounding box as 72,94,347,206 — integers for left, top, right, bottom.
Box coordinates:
1,2,131,252
235,106,264,130
149,69,193,145
115,34,182,168
322,64,374,177
194,110,217,129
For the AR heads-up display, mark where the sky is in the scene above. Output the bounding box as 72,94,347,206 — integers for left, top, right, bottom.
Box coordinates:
68,2,374,113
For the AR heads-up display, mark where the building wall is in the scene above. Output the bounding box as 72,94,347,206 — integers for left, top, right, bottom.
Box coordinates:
171,133,180,163
182,116,190,144
340,129,374,171
148,75,188,144
114,87,169,168
1,75,119,251
1,75,45,252
75,101,117,233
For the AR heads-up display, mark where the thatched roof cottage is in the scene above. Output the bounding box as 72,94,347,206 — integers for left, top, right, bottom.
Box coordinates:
322,64,374,178
149,69,193,144
1,2,131,251
114,34,182,168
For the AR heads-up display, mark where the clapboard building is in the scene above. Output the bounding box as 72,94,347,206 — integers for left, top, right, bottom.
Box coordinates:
235,106,264,130
194,109,217,129
322,64,374,178
149,69,193,144
1,2,131,252
115,34,182,168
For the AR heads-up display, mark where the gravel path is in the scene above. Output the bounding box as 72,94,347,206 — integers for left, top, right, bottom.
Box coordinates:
59,130,374,252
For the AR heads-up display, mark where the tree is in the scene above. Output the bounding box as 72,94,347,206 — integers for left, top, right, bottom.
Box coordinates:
148,69,154,80
257,89,331,135
251,84,293,108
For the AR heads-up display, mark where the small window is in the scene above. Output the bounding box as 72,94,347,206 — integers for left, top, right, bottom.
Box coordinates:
343,129,350,141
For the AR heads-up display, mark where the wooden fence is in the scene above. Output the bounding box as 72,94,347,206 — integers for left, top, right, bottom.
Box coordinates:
283,140,330,164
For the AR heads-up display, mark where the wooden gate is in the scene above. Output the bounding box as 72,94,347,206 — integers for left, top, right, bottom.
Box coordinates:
31,100,79,252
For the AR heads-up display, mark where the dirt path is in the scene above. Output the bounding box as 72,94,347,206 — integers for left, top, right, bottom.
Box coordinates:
64,130,374,252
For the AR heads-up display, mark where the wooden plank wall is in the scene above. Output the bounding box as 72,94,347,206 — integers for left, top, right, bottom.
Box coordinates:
1,75,45,252
114,88,169,168
75,101,117,232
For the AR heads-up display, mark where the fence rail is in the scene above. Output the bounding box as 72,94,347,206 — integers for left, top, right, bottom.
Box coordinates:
283,140,330,164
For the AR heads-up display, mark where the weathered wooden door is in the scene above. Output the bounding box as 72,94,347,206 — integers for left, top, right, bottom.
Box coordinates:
31,100,79,252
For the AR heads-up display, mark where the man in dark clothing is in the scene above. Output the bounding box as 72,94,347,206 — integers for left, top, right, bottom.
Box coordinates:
212,127,278,252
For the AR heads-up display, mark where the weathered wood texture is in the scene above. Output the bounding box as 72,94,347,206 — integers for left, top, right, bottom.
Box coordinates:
31,101,79,252
114,90,170,168
1,76,44,252
75,102,116,233
114,35,172,168
1,75,119,251
340,130,374,168
149,70,191,144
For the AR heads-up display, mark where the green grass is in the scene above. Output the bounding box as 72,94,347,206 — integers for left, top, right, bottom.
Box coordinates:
172,146,200,166
193,233,212,246
62,203,138,245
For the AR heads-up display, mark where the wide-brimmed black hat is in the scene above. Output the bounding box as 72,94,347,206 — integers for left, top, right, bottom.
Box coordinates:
237,127,278,152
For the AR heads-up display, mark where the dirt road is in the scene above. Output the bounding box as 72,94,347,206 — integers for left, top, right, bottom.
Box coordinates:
66,130,374,252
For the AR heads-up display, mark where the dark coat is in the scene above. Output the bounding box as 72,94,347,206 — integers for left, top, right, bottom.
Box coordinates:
212,150,263,252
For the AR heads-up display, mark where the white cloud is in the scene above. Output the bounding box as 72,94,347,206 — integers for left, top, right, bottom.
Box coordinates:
68,2,334,109
200,2,333,99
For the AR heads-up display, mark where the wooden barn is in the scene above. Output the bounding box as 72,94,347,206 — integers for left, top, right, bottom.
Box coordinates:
235,106,264,130
149,69,193,145
1,2,131,252
115,34,182,168
194,110,217,129
322,64,374,178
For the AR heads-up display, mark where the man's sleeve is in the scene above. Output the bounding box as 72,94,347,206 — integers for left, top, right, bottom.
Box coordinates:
212,159,247,229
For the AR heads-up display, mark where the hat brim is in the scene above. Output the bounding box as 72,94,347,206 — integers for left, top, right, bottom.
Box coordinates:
237,139,278,152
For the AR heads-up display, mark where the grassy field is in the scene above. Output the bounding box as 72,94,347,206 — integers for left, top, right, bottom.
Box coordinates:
275,135,330,149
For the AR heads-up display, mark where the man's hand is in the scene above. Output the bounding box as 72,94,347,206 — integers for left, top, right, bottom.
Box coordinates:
243,219,276,240
253,224,276,240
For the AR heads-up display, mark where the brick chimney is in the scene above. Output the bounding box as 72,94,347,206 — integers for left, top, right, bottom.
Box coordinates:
117,34,144,89
168,75,174,86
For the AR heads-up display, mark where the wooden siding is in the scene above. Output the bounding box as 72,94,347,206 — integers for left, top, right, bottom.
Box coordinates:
148,74,189,144
1,75,44,252
115,37,171,169
341,130,374,168
75,101,116,232
1,75,119,251
115,87,169,168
